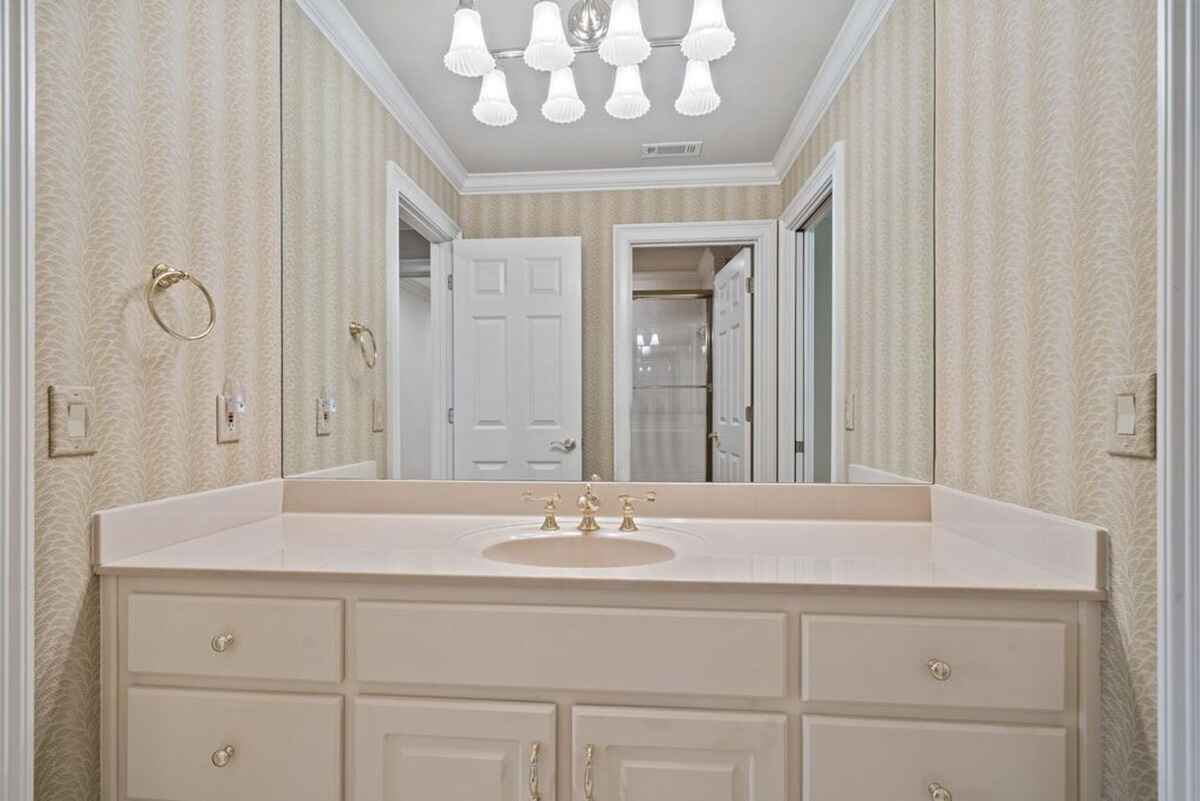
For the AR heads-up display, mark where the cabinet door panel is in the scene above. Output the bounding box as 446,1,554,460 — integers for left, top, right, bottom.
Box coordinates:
354,697,556,801
571,706,786,801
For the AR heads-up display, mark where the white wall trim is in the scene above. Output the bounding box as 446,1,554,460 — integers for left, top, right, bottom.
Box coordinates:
770,0,895,181
613,221,778,483
385,161,460,480
294,0,468,191
460,163,780,196
778,142,848,483
1,0,34,798
1158,1,1200,799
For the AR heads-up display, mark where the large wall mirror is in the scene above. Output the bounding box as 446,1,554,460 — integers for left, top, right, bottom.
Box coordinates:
282,0,933,484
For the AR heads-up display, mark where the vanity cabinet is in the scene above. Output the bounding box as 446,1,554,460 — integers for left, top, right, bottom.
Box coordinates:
101,578,1099,801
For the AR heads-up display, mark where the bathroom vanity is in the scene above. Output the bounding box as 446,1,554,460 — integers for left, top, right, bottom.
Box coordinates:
93,479,1104,801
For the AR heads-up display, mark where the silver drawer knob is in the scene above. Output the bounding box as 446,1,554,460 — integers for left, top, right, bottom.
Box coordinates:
929,782,952,801
210,633,235,653
927,658,951,681
211,745,235,768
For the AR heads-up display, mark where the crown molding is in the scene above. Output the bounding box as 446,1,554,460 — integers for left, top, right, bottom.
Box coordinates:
460,162,780,195
294,0,469,191
771,0,896,182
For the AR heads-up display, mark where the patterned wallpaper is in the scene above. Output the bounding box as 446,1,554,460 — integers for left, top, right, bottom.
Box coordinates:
782,0,934,483
459,185,783,480
282,1,459,478
34,1,282,799
935,1,1158,798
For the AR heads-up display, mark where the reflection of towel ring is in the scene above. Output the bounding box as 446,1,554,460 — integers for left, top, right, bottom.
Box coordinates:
349,321,377,369
145,264,217,341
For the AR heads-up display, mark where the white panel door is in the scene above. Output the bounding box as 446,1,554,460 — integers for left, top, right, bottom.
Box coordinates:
572,706,786,801
354,697,556,801
711,248,752,482
453,237,582,480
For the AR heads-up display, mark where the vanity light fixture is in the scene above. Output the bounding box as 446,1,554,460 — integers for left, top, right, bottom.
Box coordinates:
473,69,518,126
525,1,575,71
542,67,586,123
444,0,495,77
606,64,650,120
598,0,651,67
681,0,735,62
675,59,721,116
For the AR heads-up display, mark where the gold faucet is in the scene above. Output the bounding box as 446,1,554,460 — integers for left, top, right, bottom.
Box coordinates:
576,483,601,533
617,491,656,532
522,491,561,531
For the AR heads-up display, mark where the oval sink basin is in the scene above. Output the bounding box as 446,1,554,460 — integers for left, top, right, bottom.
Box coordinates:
482,535,675,568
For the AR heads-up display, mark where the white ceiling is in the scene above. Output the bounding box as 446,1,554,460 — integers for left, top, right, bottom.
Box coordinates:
337,0,856,174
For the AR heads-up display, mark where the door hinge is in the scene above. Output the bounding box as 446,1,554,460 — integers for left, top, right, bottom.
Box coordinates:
795,440,805,454
447,274,454,291
745,404,753,423
745,275,754,294
447,407,454,424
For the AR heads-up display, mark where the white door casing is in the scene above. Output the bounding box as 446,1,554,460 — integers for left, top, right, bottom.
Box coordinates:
712,248,753,482
453,236,583,480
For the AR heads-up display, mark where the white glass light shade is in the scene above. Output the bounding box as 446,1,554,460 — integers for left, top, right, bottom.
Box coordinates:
674,60,721,116
444,8,495,77
681,0,735,62
598,0,650,66
649,332,660,346
524,1,575,71
605,64,650,119
473,70,518,126
542,67,586,124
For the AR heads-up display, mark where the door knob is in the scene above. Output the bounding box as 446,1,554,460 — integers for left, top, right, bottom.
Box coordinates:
550,436,577,452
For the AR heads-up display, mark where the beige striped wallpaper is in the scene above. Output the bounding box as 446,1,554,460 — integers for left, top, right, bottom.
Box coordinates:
459,185,783,480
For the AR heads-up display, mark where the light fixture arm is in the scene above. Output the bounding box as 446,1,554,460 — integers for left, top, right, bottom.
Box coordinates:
491,34,682,61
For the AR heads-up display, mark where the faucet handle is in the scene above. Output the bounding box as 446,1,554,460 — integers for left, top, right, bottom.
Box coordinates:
617,491,656,532
522,490,561,532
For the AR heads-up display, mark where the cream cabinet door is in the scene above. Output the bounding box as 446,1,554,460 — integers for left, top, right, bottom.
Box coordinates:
571,706,786,801
354,697,556,801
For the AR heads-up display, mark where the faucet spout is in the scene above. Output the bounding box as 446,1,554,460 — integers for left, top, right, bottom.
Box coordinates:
577,483,601,533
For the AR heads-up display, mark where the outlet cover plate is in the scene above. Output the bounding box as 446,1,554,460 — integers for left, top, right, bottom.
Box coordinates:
1107,372,1156,458
372,399,385,433
216,395,240,444
316,399,334,437
49,385,98,457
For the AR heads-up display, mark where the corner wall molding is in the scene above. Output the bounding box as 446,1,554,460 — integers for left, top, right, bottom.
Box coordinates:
770,0,896,181
294,0,469,191
460,162,780,195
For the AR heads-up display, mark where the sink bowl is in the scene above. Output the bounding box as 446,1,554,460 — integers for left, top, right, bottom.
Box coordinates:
482,534,675,568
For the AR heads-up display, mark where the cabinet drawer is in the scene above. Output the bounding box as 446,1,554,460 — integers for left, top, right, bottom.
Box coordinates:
356,602,786,697
803,716,1067,801
126,687,342,801
573,706,787,801
801,614,1066,711
127,593,342,682
354,698,556,801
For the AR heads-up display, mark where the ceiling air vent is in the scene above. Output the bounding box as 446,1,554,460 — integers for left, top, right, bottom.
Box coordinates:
641,141,703,159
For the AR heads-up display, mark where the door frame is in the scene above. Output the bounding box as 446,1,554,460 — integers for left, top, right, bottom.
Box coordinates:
779,142,847,483
385,161,460,479
1158,1,1200,799
613,220,778,482
2,0,35,799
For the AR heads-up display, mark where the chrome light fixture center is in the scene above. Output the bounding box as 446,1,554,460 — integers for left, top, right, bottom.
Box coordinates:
566,0,610,46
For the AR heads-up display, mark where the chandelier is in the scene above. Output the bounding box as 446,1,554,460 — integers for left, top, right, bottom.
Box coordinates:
443,0,736,126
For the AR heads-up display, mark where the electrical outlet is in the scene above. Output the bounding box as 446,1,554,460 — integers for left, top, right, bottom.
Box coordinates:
49,385,98,457
372,398,385,433
316,396,336,437
216,395,240,444
844,391,856,431
1108,372,1155,458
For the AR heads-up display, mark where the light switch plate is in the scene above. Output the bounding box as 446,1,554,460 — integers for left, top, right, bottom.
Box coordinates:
49,385,97,457
1108,372,1156,458
372,399,385,433
316,398,334,437
216,395,240,444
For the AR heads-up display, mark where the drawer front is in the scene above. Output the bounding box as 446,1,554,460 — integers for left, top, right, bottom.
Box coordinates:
573,706,787,801
803,715,1067,801
354,698,556,801
126,687,342,801
356,602,786,697
127,593,343,682
802,614,1067,711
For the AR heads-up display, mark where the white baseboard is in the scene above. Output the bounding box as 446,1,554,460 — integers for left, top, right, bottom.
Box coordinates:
847,463,925,484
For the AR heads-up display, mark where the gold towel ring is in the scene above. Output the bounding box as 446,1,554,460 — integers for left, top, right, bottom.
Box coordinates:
349,321,378,369
145,264,216,341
